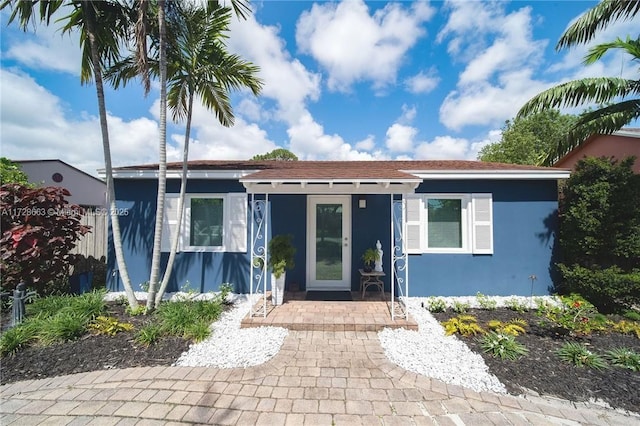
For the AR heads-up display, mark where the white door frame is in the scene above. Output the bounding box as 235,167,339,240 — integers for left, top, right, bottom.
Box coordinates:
306,195,351,291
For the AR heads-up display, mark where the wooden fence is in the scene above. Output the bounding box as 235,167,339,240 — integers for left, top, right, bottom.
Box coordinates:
71,209,107,260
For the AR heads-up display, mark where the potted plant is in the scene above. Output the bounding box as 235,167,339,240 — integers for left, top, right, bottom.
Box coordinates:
268,234,296,305
361,247,379,273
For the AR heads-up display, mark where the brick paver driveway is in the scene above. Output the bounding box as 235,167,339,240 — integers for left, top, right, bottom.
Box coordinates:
1,330,637,425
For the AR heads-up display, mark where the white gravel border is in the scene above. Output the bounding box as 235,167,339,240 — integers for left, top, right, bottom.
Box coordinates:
104,291,289,369
378,296,562,394
174,294,288,368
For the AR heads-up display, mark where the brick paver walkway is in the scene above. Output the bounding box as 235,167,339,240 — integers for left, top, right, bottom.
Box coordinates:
1,331,637,425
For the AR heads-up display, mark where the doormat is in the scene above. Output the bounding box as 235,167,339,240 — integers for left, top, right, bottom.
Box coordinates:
305,291,353,301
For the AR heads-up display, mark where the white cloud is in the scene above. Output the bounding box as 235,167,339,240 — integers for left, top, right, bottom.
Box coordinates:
415,135,470,160
385,124,416,153
296,0,434,92
436,1,549,130
1,70,159,176
4,24,80,75
227,13,321,124
355,135,375,151
440,69,550,130
405,69,440,94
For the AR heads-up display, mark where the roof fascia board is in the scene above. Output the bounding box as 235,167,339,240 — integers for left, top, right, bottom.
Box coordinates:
243,182,420,194
103,169,257,179
613,130,640,139
405,170,570,180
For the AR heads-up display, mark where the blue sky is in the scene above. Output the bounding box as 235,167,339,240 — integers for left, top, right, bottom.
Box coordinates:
1,0,639,177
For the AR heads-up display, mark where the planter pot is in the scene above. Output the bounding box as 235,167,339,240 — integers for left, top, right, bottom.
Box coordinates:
272,272,286,306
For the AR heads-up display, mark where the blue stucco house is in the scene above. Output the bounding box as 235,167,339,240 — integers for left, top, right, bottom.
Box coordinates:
106,160,569,305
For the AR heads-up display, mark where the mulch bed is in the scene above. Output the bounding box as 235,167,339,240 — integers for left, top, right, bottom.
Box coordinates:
0,302,190,385
432,308,640,413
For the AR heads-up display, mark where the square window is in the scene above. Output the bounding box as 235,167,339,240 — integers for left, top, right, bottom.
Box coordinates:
427,198,462,248
189,197,223,247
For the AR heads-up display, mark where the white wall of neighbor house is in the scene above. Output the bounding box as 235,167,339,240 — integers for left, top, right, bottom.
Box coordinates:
18,160,106,207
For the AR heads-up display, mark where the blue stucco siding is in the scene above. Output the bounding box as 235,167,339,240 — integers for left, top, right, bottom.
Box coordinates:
351,194,392,292
107,179,251,294
407,180,559,296
108,177,559,297
270,194,307,290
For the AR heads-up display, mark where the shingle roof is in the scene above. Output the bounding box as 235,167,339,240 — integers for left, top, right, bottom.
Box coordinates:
115,160,564,180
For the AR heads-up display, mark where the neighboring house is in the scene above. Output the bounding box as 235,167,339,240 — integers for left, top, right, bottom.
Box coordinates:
554,128,640,173
15,159,107,207
16,159,107,260
106,160,569,298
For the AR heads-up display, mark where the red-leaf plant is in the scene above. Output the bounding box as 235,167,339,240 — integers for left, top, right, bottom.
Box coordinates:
1,184,91,294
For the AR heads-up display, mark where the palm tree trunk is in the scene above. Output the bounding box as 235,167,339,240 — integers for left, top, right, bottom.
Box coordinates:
155,91,194,307
147,0,167,312
82,0,138,309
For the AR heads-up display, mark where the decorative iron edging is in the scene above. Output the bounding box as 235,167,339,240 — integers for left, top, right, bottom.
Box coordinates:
250,195,268,318
391,196,408,320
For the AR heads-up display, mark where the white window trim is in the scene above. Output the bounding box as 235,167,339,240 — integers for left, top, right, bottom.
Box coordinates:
162,192,248,253
424,194,471,254
405,193,493,255
183,194,226,252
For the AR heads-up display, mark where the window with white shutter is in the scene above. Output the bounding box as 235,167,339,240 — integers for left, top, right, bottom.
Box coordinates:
162,192,247,253
471,193,493,254
405,193,493,255
161,194,181,252
404,194,424,254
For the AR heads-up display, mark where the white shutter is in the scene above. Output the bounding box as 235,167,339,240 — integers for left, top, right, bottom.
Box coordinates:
225,193,247,252
471,194,493,254
161,194,182,252
404,194,424,254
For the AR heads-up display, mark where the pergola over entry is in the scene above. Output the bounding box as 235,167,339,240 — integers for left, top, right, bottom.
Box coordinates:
240,163,421,320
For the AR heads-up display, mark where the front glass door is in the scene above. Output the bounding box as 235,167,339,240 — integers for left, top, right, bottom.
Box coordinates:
307,196,351,290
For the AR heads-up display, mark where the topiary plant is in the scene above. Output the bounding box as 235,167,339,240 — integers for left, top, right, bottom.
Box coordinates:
268,234,296,279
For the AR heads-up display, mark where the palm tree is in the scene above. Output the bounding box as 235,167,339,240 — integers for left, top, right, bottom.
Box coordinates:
108,1,262,309
1,0,140,310
518,0,640,165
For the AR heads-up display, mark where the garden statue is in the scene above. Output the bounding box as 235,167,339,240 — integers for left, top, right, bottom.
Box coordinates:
375,240,383,272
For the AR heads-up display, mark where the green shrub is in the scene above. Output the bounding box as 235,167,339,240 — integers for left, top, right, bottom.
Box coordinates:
623,310,640,322
38,311,88,345
0,322,38,356
538,295,607,336
156,299,223,339
479,331,528,360
452,301,470,314
557,157,640,313
506,298,529,313
556,342,607,370
476,293,497,310
136,324,163,346
184,322,211,342
605,347,640,371
442,315,484,336
558,265,640,313
425,297,447,313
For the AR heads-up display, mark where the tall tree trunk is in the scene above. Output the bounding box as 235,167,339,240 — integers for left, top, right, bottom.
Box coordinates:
147,0,167,312
82,1,138,309
155,91,194,307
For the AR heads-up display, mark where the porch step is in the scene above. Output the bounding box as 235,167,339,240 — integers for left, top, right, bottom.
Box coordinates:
240,292,418,332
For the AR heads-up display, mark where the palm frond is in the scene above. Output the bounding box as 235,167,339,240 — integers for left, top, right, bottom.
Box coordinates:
543,100,640,165
584,36,640,64
557,0,640,50
518,78,640,118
